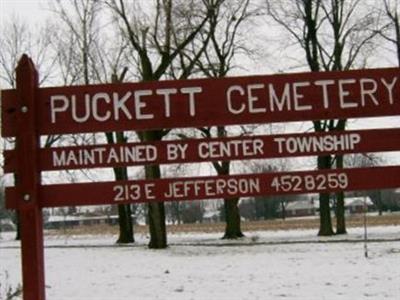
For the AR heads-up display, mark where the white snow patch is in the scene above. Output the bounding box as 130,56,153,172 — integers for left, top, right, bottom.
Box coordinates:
1,226,399,300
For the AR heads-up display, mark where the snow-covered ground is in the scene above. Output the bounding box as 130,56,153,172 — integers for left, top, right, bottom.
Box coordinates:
1,226,399,300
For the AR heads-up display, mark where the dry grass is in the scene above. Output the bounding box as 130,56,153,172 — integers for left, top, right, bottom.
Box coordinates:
46,213,400,236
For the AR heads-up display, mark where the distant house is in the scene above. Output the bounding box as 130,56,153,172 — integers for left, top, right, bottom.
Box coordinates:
278,196,375,218
44,215,119,229
344,197,374,214
202,208,220,223
283,200,317,218
394,189,400,201
0,218,16,232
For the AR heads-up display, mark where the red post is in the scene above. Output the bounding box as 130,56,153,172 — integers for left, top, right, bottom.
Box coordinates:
15,54,46,300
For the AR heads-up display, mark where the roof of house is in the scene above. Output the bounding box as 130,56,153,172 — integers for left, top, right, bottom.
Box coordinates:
285,200,316,211
203,210,219,219
344,197,373,207
280,196,374,212
47,215,119,223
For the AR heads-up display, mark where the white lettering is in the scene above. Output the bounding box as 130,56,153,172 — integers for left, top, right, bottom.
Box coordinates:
166,143,188,161
314,80,335,109
292,82,312,111
50,95,69,123
144,183,156,199
269,83,291,112
350,133,361,148
381,77,398,104
163,178,260,199
52,145,158,168
226,85,246,114
247,84,266,113
53,151,66,166
156,88,177,117
197,139,264,159
113,92,132,120
71,95,91,123
273,133,361,154
360,78,378,106
92,93,111,121
107,148,120,164
274,137,285,154
180,87,202,116
134,90,154,120
338,79,358,108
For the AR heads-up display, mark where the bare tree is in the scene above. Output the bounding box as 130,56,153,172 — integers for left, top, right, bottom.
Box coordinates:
105,0,223,249
0,17,55,88
265,0,382,235
381,0,400,66
49,0,135,243
194,0,253,239
50,0,116,85
0,17,59,240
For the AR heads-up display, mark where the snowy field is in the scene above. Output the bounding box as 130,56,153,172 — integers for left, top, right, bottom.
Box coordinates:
1,226,399,300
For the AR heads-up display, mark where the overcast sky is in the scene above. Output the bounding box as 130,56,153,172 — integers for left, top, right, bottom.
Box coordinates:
1,0,50,22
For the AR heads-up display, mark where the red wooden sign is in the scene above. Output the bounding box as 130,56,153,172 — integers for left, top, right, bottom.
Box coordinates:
5,166,400,208
9,55,45,300
4,128,400,172
2,67,399,137
2,55,400,300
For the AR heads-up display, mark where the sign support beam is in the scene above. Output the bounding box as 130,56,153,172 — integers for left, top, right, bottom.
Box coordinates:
15,55,46,300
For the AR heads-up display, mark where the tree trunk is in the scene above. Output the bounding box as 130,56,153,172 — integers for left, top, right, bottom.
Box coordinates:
148,201,167,248
144,130,167,249
335,154,347,234
116,204,134,243
114,160,134,244
395,14,400,67
334,119,347,234
107,74,134,243
15,211,21,240
317,155,335,236
217,138,244,239
335,191,346,234
222,198,244,239
106,131,134,244
318,192,334,236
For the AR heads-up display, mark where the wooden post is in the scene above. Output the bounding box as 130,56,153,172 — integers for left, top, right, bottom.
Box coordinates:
363,196,368,258
15,54,46,300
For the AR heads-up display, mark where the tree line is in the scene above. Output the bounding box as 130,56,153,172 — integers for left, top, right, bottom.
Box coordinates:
0,0,399,248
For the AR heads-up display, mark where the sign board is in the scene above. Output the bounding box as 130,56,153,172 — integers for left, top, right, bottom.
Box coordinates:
5,165,400,209
1,55,399,300
4,128,400,172
2,67,399,137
